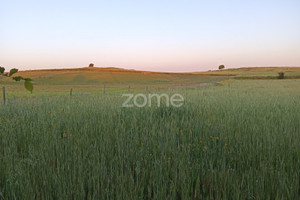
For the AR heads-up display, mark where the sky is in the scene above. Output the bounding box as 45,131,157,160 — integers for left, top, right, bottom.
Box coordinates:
1,0,300,72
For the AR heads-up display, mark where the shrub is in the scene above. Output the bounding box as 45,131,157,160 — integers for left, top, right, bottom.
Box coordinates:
0,66,33,92
89,63,94,67
219,65,225,70
278,72,284,79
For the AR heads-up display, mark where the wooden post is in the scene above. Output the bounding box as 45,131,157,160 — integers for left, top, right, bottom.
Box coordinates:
2,87,6,104
70,88,73,97
103,84,106,95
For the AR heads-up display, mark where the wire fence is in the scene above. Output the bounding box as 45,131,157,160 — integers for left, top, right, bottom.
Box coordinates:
0,84,192,104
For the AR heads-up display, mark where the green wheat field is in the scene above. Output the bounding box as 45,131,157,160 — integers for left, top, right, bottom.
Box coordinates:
0,67,300,199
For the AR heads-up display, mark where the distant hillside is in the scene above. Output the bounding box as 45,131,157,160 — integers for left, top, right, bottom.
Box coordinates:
1,66,300,96
1,67,299,87
195,67,300,79
1,67,227,86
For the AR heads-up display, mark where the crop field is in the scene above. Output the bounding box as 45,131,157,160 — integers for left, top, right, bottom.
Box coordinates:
1,68,300,199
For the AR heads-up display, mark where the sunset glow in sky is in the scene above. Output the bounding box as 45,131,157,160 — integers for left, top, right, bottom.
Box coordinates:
1,0,300,72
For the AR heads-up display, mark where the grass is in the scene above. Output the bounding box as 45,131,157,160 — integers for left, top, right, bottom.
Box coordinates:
0,78,300,199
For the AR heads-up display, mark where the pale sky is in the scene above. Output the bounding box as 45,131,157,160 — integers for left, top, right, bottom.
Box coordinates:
1,0,300,72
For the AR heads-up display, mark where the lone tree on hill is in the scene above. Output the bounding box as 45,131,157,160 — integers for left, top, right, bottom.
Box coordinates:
219,65,225,70
89,63,94,67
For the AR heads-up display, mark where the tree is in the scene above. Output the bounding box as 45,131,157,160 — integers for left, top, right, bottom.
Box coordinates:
89,63,94,67
0,66,33,93
219,65,225,70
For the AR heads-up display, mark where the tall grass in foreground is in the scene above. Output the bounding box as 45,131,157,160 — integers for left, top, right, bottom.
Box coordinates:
0,80,300,199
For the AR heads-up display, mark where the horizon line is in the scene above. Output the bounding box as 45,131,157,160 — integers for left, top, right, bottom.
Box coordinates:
18,65,300,74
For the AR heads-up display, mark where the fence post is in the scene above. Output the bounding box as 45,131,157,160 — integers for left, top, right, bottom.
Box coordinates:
2,86,6,104
103,84,106,95
128,85,130,92
70,88,73,98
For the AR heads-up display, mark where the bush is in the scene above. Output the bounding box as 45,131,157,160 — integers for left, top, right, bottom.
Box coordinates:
89,63,94,67
278,72,284,79
219,65,225,70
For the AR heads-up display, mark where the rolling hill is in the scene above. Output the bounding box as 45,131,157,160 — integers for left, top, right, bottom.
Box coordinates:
196,67,300,79
0,67,299,96
1,67,228,86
